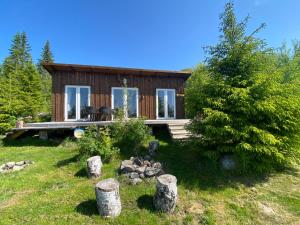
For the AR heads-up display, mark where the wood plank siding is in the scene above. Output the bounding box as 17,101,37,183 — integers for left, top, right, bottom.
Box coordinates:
43,63,191,122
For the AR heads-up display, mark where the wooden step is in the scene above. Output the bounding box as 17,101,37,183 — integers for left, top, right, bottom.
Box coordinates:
5,130,26,140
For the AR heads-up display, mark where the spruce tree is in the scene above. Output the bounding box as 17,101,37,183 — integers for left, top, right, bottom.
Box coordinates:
38,40,54,113
186,2,300,171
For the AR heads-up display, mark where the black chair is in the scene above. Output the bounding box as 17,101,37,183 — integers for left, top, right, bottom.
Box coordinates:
98,106,113,121
82,106,97,121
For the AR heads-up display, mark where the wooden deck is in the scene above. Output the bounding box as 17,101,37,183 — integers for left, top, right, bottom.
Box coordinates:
9,119,191,140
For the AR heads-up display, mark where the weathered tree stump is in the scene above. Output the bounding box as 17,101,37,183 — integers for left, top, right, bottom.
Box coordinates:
87,156,102,178
153,174,177,213
95,178,121,217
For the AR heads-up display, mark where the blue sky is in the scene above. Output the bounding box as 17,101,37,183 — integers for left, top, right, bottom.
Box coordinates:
0,0,299,70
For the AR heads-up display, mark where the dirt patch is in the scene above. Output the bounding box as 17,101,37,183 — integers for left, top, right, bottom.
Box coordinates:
0,190,34,210
188,201,204,215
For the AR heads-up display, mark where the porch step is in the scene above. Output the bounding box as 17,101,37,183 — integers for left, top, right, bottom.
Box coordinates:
5,130,26,140
167,120,191,140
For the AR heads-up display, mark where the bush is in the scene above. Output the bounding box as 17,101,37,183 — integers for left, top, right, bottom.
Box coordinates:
77,125,119,162
110,116,152,154
0,114,16,134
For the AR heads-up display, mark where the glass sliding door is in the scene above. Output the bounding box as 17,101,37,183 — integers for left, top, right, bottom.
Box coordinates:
156,89,176,119
112,87,138,118
65,86,90,121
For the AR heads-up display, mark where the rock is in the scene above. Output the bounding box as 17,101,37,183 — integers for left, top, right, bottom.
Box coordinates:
120,160,135,173
0,164,6,170
134,157,143,166
130,178,143,185
149,140,159,155
15,161,25,166
12,165,24,171
139,173,145,179
150,160,155,165
258,202,275,216
250,187,257,193
220,154,236,170
24,160,33,164
135,166,146,174
129,157,135,161
143,160,151,167
95,178,121,218
5,162,15,169
145,167,161,177
87,156,102,179
153,162,162,169
153,174,177,213
144,155,151,161
129,172,140,179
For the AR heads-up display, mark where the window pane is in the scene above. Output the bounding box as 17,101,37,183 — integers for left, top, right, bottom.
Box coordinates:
113,89,124,111
127,89,137,118
158,90,165,118
80,88,89,119
167,90,175,118
67,87,76,119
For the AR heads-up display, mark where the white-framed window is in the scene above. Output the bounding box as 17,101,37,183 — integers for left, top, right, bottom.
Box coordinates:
156,89,176,119
64,85,91,121
111,87,139,118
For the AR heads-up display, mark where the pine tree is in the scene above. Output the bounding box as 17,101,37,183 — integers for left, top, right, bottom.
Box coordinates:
185,2,300,171
38,40,54,113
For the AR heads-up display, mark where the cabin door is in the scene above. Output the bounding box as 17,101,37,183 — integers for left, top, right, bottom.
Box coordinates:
156,89,176,119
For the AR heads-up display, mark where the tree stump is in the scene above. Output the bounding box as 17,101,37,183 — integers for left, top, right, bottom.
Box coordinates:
153,174,177,213
95,178,121,217
87,156,102,178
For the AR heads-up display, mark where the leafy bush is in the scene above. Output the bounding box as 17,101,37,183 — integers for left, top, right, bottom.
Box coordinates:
77,125,119,162
110,116,152,154
0,114,16,134
185,2,300,172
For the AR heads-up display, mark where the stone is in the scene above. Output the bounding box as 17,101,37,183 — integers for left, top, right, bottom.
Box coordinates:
129,172,140,179
139,173,145,179
87,156,102,178
120,160,135,173
95,178,121,218
143,160,151,167
135,166,146,174
220,154,236,170
153,162,162,169
129,157,135,161
150,160,155,165
144,155,151,161
134,157,143,166
5,162,15,169
12,165,24,171
24,160,33,164
153,174,177,213
130,178,143,185
144,167,161,177
15,161,25,166
149,140,159,155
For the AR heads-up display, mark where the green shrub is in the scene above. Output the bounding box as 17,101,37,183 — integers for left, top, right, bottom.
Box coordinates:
77,125,119,162
110,116,152,154
0,114,16,134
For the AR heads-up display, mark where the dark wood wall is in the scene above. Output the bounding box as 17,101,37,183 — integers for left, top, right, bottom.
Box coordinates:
52,71,188,121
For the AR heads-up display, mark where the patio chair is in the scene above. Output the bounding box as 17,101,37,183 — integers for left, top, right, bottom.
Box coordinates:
82,106,97,121
98,106,113,121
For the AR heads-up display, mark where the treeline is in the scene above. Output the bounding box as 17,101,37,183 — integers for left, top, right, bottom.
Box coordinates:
0,32,54,134
185,2,300,171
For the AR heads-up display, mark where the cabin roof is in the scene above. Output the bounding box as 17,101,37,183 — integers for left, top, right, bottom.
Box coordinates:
42,63,191,78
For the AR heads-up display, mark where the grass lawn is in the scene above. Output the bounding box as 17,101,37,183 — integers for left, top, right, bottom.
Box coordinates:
0,136,299,225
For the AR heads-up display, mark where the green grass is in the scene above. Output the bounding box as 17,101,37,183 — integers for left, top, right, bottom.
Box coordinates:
0,136,299,225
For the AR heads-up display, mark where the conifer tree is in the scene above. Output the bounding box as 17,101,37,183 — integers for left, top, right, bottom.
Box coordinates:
186,2,300,171
38,40,54,113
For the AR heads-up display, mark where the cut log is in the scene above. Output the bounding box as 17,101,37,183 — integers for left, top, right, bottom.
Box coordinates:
153,174,177,213
95,178,121,217
87,156,102,178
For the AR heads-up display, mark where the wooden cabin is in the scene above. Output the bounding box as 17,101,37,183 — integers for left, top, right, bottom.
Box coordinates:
42,63,191,122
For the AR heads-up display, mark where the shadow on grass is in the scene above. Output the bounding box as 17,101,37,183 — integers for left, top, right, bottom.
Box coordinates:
3,136,60,147
137,194,155,212
75,168,87,177
155,138,270,192
76,199,98,216
56,154,79,167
